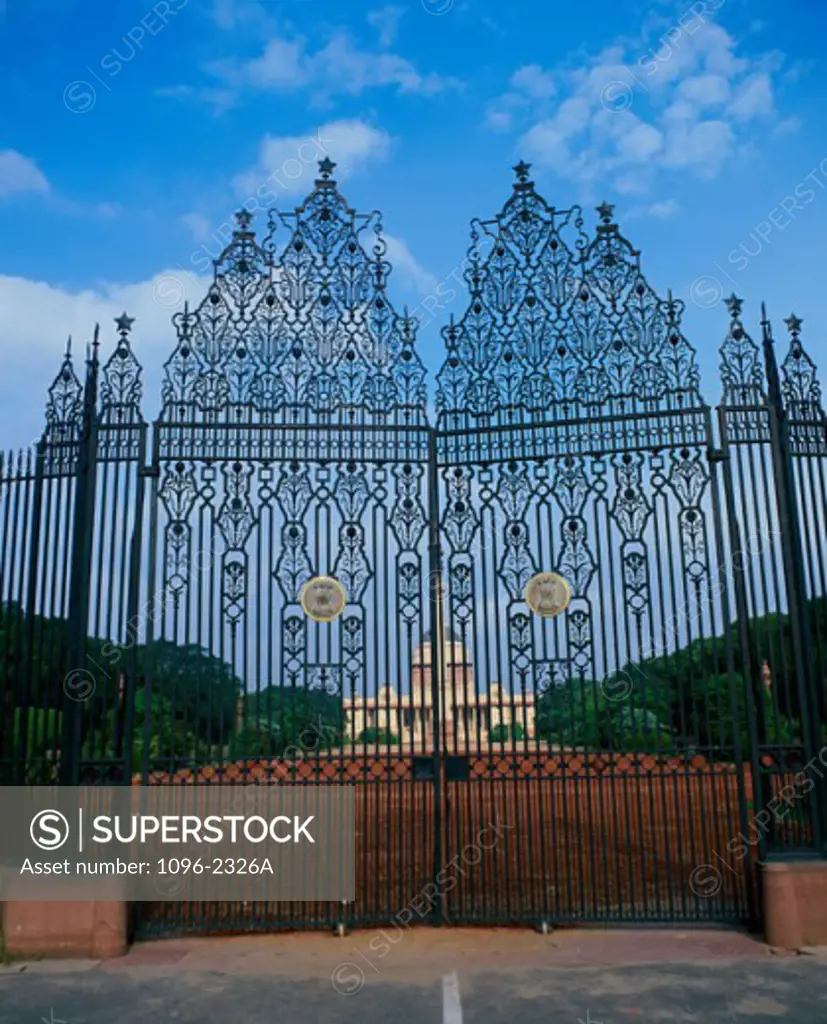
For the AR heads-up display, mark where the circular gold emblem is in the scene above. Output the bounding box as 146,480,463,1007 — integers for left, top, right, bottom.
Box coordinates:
524,571,571,618
300,576,347,622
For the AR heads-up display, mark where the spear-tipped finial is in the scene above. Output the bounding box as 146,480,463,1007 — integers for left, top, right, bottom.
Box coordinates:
115,311,135,336
513,160,532,185
318,157,336,180
596,201,615,224
65,336,72,359
725,294,743,320
784,312,803,337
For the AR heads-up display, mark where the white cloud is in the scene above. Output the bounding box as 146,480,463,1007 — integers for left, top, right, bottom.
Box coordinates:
661,119,733,176
0,150,50,198
180,212,214,244
507,20,789,195
243,37,308,89
676,73,730,109
210,0,272,33
727,72,773,120
382,235,438,297
368,6,405,48
311,32,459,97
625,198,681,221
510,64,556,99
617,121,663,162
188,27,460,109
773,116,802,138
0,269,211,451
233,119,394,199
484,109,513,132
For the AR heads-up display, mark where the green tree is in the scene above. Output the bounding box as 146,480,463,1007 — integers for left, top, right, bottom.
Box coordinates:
357,727,398,745
489,722,526,743
239,686,345,758
535,677,673,751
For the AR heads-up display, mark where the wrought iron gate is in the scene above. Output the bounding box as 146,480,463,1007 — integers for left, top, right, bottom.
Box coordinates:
1,161,825,937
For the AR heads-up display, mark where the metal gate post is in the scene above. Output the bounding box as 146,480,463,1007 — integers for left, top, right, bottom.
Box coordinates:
427,426,445,925
16,438,46,779
120,426,149,783
708,407,764,927
61,330,100,785
761,306,825,854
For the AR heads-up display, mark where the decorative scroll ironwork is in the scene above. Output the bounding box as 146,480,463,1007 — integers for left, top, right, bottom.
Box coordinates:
719,293,769,444
720,294,764,404
435,162,703,461
100,314,143,424
44,339,83,441
14,158,827,939
160,161,427,434
780,314,826,453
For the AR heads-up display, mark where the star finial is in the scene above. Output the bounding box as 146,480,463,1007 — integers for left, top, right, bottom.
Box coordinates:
596,201,615,224
784,312,802,336
235,209,253,231
725,294,743,319
513,160,532,184
115,312,134,335
319,157,336,179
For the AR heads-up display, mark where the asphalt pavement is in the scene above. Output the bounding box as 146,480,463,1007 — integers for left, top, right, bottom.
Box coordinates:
1,929,826,1023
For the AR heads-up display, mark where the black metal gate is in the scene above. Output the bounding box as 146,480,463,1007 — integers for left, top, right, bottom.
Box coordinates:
1,161,825,937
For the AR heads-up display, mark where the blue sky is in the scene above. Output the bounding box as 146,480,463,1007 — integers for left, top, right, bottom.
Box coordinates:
0,0,825,450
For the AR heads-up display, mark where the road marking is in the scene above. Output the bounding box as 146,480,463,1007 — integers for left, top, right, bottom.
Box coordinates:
443,971,463,1024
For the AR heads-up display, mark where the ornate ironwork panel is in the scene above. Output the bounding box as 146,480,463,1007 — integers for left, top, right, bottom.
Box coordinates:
138,162,434,936
3,159,825,940
434,164,755,927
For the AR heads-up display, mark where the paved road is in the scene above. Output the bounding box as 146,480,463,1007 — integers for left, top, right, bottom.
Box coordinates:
2,931,827,1023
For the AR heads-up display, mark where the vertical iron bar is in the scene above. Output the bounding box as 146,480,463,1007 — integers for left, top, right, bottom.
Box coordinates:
122,427,148,782
717,406,771,849
761,308,824,853
61,333,100,785
706,408,760,929
427,426,444,925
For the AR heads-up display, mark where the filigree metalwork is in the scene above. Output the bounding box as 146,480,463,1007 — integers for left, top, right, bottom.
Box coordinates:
442,467,478,552
333,523,372,601
222,558,246,625
389,463,427,550
499,521,536,600
216,461,256,550
44,339,83,441
160,163,427,431
611,453,651,541
435,164,703,457
100,313,143,424
720,294,764,406
557,519,595,596
781,313,823,422
623,549,649,618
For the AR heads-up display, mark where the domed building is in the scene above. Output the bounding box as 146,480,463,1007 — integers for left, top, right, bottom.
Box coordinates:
343,628,536,749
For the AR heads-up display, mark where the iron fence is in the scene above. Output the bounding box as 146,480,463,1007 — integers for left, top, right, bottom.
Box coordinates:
1,161,825,937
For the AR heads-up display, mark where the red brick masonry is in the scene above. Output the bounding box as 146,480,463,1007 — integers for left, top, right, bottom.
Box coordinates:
762,859,827,950
2,899,127,958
